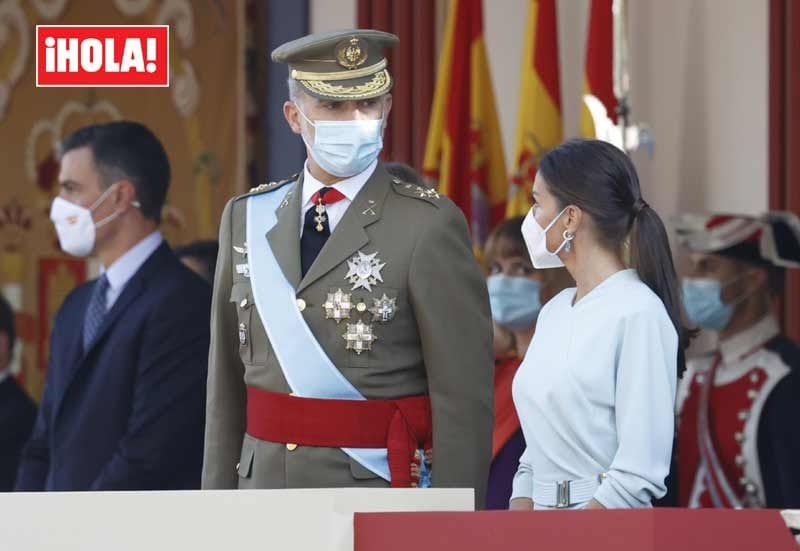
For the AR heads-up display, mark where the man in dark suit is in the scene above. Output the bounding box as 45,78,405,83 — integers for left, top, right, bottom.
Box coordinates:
0,294,36,491
16,121,211,491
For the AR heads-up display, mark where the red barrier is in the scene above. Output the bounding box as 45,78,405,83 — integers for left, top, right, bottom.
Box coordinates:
355,509,797,551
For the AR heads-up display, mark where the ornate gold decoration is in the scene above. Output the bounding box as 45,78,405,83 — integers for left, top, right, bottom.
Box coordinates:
335,37,368,69
300,70,391,100
291,60,386,82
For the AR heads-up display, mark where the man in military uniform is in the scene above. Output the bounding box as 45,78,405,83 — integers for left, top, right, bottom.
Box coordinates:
675,212,800,509
202,29,494,507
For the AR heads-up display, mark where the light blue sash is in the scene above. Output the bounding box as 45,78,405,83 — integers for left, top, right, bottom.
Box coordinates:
245,185,390,481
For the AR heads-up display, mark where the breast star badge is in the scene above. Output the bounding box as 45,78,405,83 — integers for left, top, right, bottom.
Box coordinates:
345,251,386,292
369,294,397,323
322,288,353,323
342,320,377,355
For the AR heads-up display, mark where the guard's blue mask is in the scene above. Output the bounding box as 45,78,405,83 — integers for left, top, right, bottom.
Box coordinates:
487,274,542,331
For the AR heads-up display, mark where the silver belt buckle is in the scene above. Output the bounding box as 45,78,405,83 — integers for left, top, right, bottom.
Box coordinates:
556,480,571,508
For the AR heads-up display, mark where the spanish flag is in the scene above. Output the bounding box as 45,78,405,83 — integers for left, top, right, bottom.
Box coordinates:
422,0,507,250
506,0,562,218
580,0,616,138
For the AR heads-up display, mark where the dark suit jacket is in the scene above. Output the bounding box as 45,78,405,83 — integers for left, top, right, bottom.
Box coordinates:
16,243,211,491
0,377,36,491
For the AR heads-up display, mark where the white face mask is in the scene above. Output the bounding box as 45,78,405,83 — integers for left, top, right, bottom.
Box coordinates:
522,206,573,269
49,184,122,257
295,102,384,178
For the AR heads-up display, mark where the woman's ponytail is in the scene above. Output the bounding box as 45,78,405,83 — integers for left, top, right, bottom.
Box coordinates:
630,203,693,377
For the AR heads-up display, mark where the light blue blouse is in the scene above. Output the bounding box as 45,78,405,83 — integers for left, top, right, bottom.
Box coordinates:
511,269,678,508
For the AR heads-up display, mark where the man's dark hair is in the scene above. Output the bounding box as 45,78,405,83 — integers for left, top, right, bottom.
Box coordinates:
60,121,171,223
174,240,220,283
0,293,15,357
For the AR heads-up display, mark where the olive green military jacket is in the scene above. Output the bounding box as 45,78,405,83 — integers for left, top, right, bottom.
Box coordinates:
202,162,493,507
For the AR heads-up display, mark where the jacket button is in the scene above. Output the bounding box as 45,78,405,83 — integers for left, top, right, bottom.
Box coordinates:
286,443,298,451
235,462,240,472
296,298,307,312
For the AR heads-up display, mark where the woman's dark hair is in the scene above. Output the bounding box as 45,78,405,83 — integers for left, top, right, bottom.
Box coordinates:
485,216,527,263
538,139,692,377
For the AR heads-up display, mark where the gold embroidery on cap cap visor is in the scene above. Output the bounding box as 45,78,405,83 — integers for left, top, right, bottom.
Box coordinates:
299,70,392,100
291,59,387,82
336,37,368,69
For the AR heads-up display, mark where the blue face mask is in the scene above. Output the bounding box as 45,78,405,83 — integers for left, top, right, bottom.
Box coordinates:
682,277,734,331
487,274,542,331
296,103,384,178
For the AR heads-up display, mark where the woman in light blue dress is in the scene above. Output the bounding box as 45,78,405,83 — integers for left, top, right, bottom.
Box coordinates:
510,139,692,510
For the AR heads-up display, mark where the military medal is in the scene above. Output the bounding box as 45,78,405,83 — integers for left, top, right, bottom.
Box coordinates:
345,251,386,292
233,242,248,258
369,294,397,323
235,264,250,278
322,288,353,323
342,320,377,355
234,243,250,277
314,196,327,232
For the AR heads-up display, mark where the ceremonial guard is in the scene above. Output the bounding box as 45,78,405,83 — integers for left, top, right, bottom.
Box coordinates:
676,212,800,509
202,30,494,506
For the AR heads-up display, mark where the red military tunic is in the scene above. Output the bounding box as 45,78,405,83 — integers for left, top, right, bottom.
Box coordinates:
676,316,799,508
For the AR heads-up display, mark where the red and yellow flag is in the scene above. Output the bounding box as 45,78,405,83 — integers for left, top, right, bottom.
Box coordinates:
507,0,562,218
422,0,507,250
580,0,616,138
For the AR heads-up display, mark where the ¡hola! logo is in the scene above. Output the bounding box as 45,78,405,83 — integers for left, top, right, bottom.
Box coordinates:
36,25,169,87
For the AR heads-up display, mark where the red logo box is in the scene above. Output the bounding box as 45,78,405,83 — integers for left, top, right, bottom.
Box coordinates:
36,25,169,87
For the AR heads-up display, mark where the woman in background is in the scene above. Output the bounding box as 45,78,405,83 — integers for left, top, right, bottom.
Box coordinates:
484,216,572,509
510,139,691,510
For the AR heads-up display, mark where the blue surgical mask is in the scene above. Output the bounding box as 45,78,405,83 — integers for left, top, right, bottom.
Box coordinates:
487,274,542,331
296,103,384,178
682,277,734,331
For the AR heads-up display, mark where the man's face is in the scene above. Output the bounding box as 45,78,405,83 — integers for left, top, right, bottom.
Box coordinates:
283,94,392,141
58,146,106,208
57,147,126,252
686,252,761,304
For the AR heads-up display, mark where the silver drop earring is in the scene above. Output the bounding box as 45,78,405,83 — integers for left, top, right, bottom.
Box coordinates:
563,230,574,253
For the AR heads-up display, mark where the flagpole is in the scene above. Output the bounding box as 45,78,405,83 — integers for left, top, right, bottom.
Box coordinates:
582,0,652,155
612,0,630,153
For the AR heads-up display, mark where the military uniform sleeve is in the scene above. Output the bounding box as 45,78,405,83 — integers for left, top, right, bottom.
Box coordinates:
202,198,247,488
758,366,800,509
407,201,494,508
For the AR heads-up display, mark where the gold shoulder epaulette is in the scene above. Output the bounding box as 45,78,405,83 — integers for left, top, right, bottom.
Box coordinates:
390,176,441,206
243,173,300,197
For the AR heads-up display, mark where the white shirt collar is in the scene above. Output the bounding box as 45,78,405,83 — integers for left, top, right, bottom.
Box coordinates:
301,159,378,209
103,230,164,291
719,315,780,364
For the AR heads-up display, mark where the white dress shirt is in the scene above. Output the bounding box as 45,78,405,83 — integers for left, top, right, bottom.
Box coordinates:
299,159,377,236
102,230,164,311
511,269,678,508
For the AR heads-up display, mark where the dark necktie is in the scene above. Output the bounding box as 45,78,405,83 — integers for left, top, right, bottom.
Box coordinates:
83,274,110,352
300,187,346,277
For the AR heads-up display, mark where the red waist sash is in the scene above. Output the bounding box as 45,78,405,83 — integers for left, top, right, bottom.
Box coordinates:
246,387,433,488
